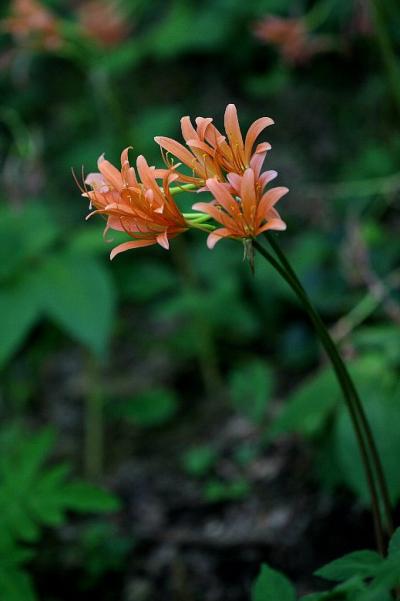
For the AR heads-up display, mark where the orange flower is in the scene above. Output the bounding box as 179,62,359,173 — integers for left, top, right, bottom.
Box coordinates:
192,168,288,248
77,0,130,48
253,15,328,65
3,0,62,51
82,148,187,258
154,104,273,186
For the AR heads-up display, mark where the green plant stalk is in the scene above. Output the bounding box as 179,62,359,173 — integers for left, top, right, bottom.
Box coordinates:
263,232,394,536
84,354,104,481
253,238,387,555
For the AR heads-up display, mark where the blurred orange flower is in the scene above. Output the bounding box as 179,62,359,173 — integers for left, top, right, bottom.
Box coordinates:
253,15,328,65
77,0,129,48
82,148,187,258
3,0,62,51
155,104,273,186
192,168,288,248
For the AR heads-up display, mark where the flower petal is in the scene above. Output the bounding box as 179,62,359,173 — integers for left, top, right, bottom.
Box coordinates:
256,186,288,222
224,104,245,165
110,239,155,259
156,231,170,249
154,136,198,170
244,117,274,164
98,154,123,190
207,228,233,249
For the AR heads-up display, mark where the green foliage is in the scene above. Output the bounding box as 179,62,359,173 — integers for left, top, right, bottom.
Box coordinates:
110,388,179,427
77,522,134,582
314,551,383,582
204,478,251,503
228,359,274,424
270,354,400,505
252,531,400,601
0,206,116,366
182,445,218,477
251,564,296,601
0,425,120,599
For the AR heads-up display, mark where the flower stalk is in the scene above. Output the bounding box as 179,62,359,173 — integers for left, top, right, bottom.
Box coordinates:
253,234,394,555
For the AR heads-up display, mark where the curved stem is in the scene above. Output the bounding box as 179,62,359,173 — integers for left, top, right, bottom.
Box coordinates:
253,238,387,555
264,232,394,537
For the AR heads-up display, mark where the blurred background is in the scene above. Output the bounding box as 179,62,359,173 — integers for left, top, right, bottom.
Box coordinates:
0,0,400,599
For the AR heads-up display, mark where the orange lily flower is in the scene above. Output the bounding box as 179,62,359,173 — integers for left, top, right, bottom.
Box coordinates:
192,168,288,248
154,104,273,186
82,148,187,258
253,15,329,65
3,0,62,51
77,0,130,48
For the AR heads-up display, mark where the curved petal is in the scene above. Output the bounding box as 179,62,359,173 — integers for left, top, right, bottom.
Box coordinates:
256,186,288,222
205,178,242,219
206,228,234,249
224,104,245,165
98,155,123,190
244,117,274,163
181,116,198,142
258,170,278,188
156,231,170,249
110,239,155,259
257,218,287,234
240,168,257,225
154,136,198,170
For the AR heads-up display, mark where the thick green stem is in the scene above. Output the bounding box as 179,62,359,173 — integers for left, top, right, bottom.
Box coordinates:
253,238,388,555
264,232,394,537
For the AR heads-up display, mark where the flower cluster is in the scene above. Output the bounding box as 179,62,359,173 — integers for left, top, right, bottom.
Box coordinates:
253,15,329,65
3,0,62,51
80,104,288,259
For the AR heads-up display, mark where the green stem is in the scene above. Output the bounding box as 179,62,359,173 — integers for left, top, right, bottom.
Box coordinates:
253,238,387,555
264,232,394,537
169,183,197,195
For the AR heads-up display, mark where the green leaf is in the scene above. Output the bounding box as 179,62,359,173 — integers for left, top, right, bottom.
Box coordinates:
0,204,58,282
182,446,217,477
110,389,179,427
334,384,400,504
59,482,121,513
300,576,366,600
0,275,41,368
270,367,339,438
229,359,274,423
204,478,251,503
38,252,115,356
388,527,400,556
251,564,296,601
371,551,400,589
315,551,383,582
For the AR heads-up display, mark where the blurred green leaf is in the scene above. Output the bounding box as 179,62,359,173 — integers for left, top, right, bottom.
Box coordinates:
204,478,251,503
388,527,400,556
228,359,274,423
182,445,217,477
111,388,179,427
0,205,59,282
252,564,296,601
334,380,400,504
315,551,383,582
38,251,115,357
270,367,339,438
0,276,41,368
